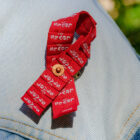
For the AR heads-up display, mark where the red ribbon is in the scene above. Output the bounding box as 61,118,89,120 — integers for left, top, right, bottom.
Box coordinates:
21,11,96,119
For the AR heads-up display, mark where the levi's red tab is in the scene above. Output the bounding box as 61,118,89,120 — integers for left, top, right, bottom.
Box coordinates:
50,21,75,33
85,27,97,44
47,44,70,55
59,79,79,106
48,32,73,44
27,86,51,109
58,53,81,76
21,11,96,119
81,42,91,58
21,93,44,116
52,78,79,119
67,49,88,67
41,69,65,91
53,103,77,119
34,77,59,99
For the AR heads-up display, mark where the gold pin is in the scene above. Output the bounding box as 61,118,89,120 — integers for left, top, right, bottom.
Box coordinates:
52,64,64,77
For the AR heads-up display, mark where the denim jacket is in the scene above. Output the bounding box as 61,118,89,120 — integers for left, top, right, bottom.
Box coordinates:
0,0,139,140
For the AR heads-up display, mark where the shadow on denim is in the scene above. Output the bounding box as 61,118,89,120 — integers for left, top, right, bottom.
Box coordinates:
131,127,140,140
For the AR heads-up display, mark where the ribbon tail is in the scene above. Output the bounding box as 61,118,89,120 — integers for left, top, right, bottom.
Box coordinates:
52,78,79,119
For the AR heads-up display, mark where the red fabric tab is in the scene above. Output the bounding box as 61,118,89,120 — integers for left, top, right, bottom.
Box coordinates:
47,44,70,55
50,21,75,33
59,78,79,106
34,77,59,100
21,93,44,116
53,104,77,119
85,27,96,44
67,49,88,67
27,86,51,108
41,69,66,91
48,32,73,44
52,78,79,119
81,42,91,58
58,53,81,76
46,56,57,65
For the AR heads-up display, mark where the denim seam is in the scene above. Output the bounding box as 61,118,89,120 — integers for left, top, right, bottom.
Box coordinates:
126,120,140,140
0,116,67,140
117,104,140,139
0,126,39,140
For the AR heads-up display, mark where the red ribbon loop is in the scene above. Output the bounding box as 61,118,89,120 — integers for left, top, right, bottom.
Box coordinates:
21,11,96,119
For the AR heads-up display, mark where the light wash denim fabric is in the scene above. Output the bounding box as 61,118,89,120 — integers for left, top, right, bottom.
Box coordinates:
0,0,140,140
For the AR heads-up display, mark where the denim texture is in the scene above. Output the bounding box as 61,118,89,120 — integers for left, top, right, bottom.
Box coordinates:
0,0,140,140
